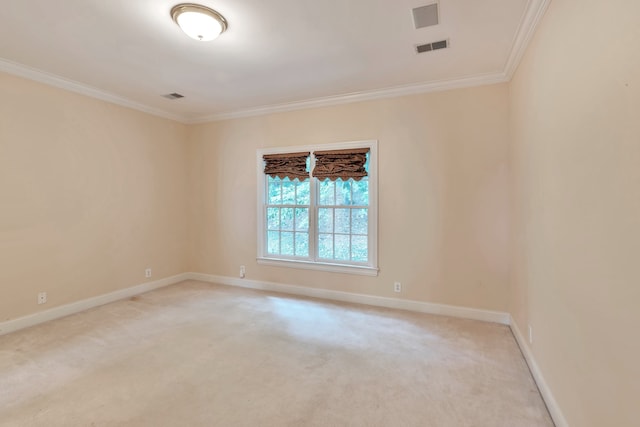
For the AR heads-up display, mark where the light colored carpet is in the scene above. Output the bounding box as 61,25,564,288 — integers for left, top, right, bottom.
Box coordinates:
0,280,553,426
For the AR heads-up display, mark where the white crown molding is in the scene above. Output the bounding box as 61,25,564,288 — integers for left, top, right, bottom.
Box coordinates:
0,58,187,123
187,72,508,123
0,0,549,125
186,272,511,325
0,273,190,336
511,318,569,427
503,0,553,80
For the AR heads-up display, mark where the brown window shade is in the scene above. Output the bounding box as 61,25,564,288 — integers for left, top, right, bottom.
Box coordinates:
263,152,310,181
312,148,369,181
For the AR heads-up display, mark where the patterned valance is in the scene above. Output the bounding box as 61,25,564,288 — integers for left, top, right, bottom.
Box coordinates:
263,152,310,181
312,148,369,181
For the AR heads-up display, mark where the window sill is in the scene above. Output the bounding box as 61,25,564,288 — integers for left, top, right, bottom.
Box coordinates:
257,257,379,277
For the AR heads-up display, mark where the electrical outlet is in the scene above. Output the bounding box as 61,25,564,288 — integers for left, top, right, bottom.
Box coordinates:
145,268,152,278
37,292,47,305
240,265,246,278
528,325,533,344
394,282,402,293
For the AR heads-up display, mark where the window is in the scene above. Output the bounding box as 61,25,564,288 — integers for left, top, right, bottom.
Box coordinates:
257,141,378,276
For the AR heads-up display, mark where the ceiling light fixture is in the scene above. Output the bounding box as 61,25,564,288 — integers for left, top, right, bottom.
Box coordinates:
171,3,228,41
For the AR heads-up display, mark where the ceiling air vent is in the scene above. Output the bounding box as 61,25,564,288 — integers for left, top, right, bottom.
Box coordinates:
412,3,439,29
162,92,184,100
416,39,449,54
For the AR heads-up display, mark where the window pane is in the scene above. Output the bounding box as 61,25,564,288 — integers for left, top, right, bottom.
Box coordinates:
295,232,309,257
352,236,368,262
267,207,280,230
268,179,281,204
295,208,308,231
336,179,352,205
282,179,295,204
335,234,350,261
296,180,310,205
335,208,350,234
319,180,335,205
352,178,369,206
281,232,294,256
318,208,333,233
352,209,368,235
318,233,333,258
267,231,280,254
281,208,294,231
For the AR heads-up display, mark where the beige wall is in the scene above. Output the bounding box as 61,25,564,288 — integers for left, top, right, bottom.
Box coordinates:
0,73,190,321
1,75,510,321
188,85,511,311
508,0,640,425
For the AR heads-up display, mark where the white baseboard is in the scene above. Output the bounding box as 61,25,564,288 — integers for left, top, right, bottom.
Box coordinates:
511,318,569,427
0,273,190,336
0,272,509,336
186,272,511,325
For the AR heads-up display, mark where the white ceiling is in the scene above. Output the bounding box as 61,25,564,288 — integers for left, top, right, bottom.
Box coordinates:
0,0,548,123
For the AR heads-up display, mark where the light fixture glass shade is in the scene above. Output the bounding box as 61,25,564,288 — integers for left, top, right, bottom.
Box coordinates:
171,4,227,41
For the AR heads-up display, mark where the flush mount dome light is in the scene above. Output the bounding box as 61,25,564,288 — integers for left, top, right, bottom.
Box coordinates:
171,3,227,41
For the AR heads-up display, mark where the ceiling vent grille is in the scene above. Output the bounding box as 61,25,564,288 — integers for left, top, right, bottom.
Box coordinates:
412,3,439,29
416,39,449,54
162,93,184,100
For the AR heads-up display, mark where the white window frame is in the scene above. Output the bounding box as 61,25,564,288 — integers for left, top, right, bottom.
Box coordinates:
257,140,378,276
